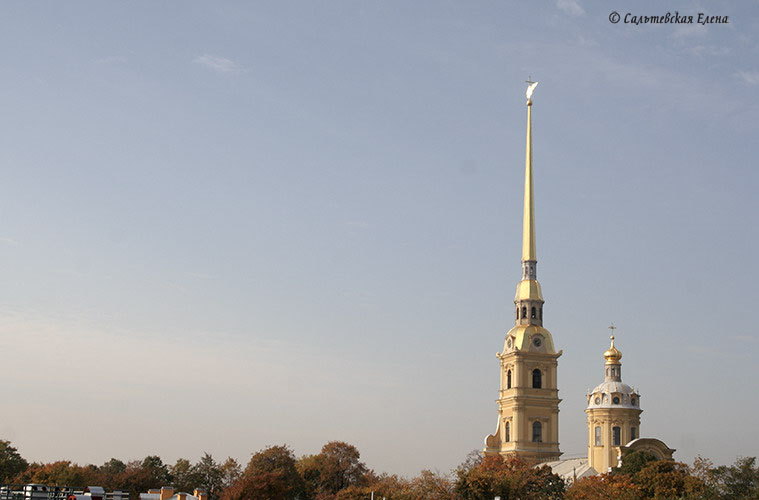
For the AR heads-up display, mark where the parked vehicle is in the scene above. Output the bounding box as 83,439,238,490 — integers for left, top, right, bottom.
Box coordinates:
23,485,49,500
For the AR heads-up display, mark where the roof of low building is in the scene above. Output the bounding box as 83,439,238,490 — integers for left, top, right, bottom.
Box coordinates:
542,457,598,482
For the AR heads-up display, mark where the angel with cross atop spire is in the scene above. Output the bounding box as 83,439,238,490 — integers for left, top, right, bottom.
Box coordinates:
526,77,539,103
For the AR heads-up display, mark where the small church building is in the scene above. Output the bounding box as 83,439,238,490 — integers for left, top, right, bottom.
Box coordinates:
544,336,676,478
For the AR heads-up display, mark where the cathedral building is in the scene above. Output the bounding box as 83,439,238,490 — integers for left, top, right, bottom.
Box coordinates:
483,82,674,475
583,335,675,474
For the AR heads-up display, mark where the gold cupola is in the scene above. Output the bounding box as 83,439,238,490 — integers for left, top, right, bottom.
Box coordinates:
604,336,622,365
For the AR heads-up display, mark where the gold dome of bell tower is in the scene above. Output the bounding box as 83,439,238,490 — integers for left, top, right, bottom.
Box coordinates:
604,335,622,364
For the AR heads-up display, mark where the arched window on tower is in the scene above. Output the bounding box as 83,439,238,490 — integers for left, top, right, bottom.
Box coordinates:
521,306,527,319
516,307,519,320
531,306,536,319
613,426,621,446
532,421,542,442
532,369,542,389
594,426,602,446
539,307,543,320
630,426,637,441
507,370,512,389
505,421,510,442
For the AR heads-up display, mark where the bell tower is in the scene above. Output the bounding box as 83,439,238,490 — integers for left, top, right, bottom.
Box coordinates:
586,332,643,473
483,81,562,464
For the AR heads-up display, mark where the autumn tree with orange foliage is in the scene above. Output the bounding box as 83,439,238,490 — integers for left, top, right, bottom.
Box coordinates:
319,469,458,500
455,455,565,500
333,474,410,500
220,445,305,500
407,469,457,499
4,436,759,500
565,473,642,500
12,461,100,487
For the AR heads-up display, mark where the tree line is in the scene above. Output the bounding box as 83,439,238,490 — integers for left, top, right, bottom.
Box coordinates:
0,439,757,499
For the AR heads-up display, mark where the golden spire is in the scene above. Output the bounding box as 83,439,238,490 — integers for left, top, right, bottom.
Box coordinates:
522,79,538,262
604,330,622,365
514,80,543,304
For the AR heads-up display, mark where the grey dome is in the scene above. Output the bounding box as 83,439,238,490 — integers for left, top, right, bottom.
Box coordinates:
586,381,640,410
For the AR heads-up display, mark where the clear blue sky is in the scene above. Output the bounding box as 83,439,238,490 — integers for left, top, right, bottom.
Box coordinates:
0,0,757,476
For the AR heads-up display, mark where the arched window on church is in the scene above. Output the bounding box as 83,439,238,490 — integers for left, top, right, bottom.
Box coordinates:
505,421,510,442
531,306,536,319
594,426,602,446
539,307,543,320
630,426,637,441
516,307,520,319
532,421,542,442
507,370,512,389
521,306,527,319
613,426,621,446
532,369,542,389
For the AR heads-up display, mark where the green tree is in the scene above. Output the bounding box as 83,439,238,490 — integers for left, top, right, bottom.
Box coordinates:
219,457,242,490
96,458,127,490
531,463,568,499
115,458,172,497
689,455,723,499
296,442,370,499
614,451,658,476
142,455,172,484
171,458,201,492
457,450,484,474
101,458,127,476
296,454,322,499
633,460,706,499
314,441,369,497
195,453,224,497
0,440,28,482
711,456,759,499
